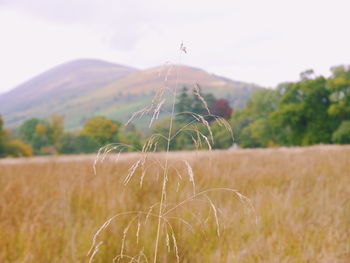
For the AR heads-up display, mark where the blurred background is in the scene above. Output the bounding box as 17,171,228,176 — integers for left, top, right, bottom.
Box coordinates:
0,0,350,156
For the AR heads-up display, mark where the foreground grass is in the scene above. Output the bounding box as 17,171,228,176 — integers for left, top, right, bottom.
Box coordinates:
0,145,349,262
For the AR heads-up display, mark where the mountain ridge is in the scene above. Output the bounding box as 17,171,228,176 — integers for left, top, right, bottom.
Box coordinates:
0,59,261,128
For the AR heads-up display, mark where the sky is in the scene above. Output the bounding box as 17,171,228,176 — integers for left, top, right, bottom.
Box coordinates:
0,0,350,93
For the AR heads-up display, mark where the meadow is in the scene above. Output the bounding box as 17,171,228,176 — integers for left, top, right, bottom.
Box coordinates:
0,145,349,262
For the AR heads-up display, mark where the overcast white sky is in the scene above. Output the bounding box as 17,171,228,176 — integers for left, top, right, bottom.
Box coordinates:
0,0,349,93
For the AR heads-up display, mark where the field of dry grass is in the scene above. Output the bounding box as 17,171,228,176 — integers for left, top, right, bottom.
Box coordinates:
0,145,349,262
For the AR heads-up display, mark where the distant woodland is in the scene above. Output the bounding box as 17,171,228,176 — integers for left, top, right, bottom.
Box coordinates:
1,65,349,157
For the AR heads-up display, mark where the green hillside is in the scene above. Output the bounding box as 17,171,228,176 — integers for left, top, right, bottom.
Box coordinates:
0,59,260,129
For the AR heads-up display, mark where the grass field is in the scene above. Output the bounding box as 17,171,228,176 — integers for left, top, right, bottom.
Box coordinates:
0,145,349,262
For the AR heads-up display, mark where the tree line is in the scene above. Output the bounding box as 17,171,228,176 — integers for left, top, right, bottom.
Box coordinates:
0,115,142,157
1,65,349,157
231,65,350,147
0,87,233,157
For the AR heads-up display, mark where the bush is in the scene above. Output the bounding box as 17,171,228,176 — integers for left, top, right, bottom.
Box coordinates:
5,139,33,157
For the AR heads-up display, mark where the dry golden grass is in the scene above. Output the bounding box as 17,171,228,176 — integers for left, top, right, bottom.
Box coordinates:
0,145,349,262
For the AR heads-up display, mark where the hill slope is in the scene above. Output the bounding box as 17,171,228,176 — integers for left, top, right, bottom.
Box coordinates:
0,59,138,125
0,60,260,128
71,65,260,127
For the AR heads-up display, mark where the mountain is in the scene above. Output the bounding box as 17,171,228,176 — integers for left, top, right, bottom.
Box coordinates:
0,59,260,129
0,59,138,127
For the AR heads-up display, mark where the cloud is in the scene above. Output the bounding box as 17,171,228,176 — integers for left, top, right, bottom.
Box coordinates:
0,0,238,50
0,0,349,92
1,0,101,24
0,1,156,49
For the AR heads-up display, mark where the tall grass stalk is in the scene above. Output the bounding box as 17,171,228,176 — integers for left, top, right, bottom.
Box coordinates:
153,54,179,263
88,42,255,262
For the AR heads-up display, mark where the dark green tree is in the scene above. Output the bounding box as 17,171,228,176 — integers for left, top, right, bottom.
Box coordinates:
175,86,218,124
270,76,333,145
191,87,215,116
175,87,193,123
175,87,191,113
19,118,42,143
58,133,99,154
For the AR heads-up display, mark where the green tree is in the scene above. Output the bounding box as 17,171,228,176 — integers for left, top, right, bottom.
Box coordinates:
211,121,233,149
19,118,52,154
118,125,142,151
151,118,178,151
270,76,333,145
175,87,191,113
58,133,99,154
49,114,64,146
175,87,192,123
239,118,275,148
327,65,350,121
81,116,120,145
1,115,34,157
231,88,279,147
191,87,215,116
332,121,350,144
19,118,42,143
151,118,200,151
0,115,6,157
175,86,216,123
